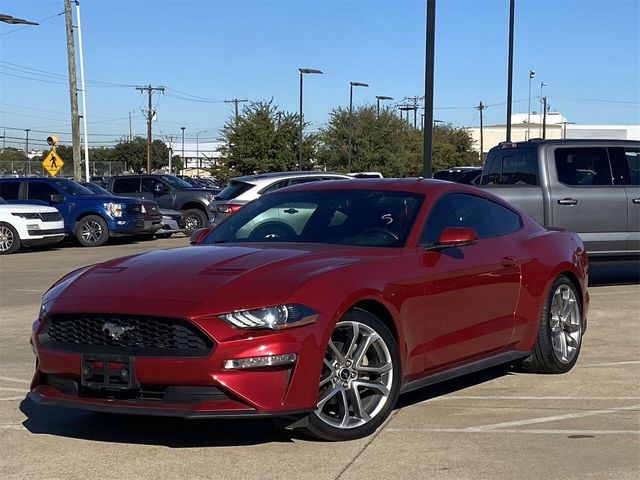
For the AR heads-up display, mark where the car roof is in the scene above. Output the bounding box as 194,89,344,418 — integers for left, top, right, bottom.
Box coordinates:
230,171,351,185
490,138,640,151
265,177,474,194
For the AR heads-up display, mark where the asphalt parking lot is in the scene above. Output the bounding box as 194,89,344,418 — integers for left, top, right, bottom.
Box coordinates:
1,238,638,480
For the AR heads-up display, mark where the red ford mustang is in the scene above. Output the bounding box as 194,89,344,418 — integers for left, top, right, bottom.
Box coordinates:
29,179,589,441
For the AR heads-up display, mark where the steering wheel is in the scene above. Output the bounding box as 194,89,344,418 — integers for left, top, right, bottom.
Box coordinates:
360,227,399,242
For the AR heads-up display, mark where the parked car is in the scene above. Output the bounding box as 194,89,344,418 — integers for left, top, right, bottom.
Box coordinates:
108,174,218,231
0,177,146,247
80,182,162,237
155,209,187,238
0,196,65,254
29,179,588,441
209,171,351,225
89,176,111,188
478,139,640,258
176,175,220,190
433,166,482,185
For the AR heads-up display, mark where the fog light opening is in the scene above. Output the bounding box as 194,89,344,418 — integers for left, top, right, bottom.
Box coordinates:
223,353,297,370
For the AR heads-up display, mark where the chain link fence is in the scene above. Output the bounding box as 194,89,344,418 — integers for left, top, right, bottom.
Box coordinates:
0,161,126,178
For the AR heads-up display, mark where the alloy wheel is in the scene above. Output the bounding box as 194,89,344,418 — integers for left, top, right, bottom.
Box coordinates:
315,320,394,429
549,284,581,364
81,220,103,244
0,225,14,251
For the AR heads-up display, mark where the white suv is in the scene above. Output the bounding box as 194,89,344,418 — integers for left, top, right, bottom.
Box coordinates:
0,197,66,254
209,171,351,225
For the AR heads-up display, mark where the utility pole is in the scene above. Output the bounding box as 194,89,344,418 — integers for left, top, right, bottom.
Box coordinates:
542,96,548,139
64,0,82,181
505,0,515,142
135,85,165,173
24,129,30,156
128,111,133,141
165,135,175,174
477,101,487,162
225,99,248,125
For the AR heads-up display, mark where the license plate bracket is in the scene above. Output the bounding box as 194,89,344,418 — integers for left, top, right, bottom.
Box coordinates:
81,354,139,390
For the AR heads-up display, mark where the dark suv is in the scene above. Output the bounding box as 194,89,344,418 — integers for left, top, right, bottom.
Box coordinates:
108,175,219,231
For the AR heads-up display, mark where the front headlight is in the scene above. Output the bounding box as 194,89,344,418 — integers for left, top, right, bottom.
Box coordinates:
38,300,50,321
12,212,40,219
104,203,124,217
220,304,319,330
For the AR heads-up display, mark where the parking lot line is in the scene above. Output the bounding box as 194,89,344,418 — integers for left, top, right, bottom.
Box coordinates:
384,428,640,435
0,387,26,392
465,404,640,431
422,395,640,402
0,376,31,384
581,360,640,367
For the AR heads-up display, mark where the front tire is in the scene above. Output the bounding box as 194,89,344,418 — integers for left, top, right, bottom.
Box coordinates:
522,275,583,374
75,215,109,247
303,308,401,441
183,209,207,232
0,222,21,254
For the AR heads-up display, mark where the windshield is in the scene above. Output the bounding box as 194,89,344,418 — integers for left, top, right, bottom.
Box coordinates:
162,175,194,189
0,197,6,205
51,179,94,196
81,183,112,196
202,189,424,248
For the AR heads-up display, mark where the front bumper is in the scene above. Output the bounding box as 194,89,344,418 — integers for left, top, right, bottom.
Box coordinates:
30,307,327,418
108,214,147,236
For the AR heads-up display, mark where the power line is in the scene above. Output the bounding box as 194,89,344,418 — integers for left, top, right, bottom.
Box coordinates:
0,10,64,36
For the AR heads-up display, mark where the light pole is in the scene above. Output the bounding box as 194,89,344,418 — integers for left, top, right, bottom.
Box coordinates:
562,121,576,139
180,126,185,171
298,68,323,171
527,69,535,140
197,128,217,175
539,82,547,137
348,82,369,172
375,95,393,116
24,129,30,156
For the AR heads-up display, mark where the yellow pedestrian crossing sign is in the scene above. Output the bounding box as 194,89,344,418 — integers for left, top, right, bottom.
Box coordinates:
42,150,64,177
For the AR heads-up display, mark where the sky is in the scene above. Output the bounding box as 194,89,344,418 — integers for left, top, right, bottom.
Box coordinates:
0,0,639,150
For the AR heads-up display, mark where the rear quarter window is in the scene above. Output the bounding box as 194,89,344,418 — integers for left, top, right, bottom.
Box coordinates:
218,180,255,200
112,177,141,193
554,147,612,186
0,181,20,200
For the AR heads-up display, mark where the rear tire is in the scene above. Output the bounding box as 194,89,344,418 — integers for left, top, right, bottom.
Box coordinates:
155,232,173,239
522,275,583,374
75,215,109,247
0,222,21,254
302,308,401,441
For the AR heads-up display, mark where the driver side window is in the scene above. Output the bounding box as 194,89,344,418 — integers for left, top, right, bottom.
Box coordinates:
422,193,521,245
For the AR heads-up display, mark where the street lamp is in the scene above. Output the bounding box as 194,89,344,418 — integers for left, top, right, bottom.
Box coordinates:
196,128,217,175
527,69,535,140
180,127,186,173
298,68,323,171
0,14,38,25
539,82,547,137
375,95,393,116
348,82,369,172
562,121,576,139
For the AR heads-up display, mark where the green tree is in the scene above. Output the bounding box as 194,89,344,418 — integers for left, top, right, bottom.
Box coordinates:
110,137,173,173
216,100,318,179
0,147,29,162
318,106,479,176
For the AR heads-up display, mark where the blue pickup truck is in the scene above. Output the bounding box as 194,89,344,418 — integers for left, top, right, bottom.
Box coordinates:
0,177,146,247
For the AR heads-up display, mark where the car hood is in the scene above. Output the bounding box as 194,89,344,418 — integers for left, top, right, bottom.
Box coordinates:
0,203,59,213
47,244,385,315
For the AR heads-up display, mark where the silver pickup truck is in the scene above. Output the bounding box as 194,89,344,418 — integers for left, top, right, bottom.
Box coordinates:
478,139,639,258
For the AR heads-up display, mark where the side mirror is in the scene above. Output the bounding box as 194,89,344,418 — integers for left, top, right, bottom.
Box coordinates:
49,194,65,203
154,183,167,194
426,227,478,251
189,228,210,245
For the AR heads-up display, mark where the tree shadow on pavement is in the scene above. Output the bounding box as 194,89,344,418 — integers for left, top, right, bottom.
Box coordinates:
19,398,305,447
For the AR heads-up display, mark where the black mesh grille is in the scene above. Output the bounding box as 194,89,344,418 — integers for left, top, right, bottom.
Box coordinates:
40,314,214,357
127,203,143,214
39,212,63,222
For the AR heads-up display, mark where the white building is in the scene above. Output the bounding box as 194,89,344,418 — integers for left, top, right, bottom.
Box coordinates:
166,141,223,176
468,112,639,155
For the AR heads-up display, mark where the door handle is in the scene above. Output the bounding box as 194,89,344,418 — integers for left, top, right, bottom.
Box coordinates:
557,198,579,206
633,198,640,205
500,256,517,268
283,208,299,214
